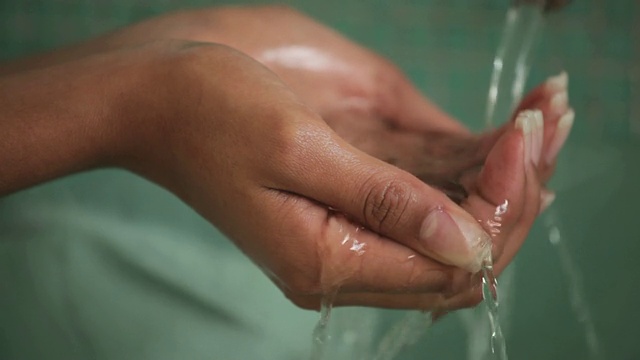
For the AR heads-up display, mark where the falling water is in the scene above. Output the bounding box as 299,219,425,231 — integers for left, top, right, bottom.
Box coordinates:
310,292,338,360
479,3,547,356
545,211,604,359
481,262,508,360
485,2,546,128
372,311,433,360
485,2,603,359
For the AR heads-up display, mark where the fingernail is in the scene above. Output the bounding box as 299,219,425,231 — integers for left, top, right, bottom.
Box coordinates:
420,208,492,273
515,111,534,165
546,71,569,92
550,91,568,114
539,189,556,214
532,110,544,166
546,108,575,165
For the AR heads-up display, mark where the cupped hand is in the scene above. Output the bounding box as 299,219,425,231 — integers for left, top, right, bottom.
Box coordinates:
142,7,573,308
1,6,574,311
120,41,496,310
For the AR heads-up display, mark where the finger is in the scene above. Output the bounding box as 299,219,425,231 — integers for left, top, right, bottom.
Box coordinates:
542,108,574,177
438,286,484,312
473,73,563,152
293,274,477,311
539,188,556,214
289,291,448,311
512,72,574,179
461,110,543,263
514,71,568,117
268,123,492,272
481,73,567,159
493,118,544,271
254,189,456,298
317,214,454,294
332,292,445,310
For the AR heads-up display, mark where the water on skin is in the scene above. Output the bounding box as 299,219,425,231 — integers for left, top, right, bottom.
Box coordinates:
310,222,366,360
477,198,509,360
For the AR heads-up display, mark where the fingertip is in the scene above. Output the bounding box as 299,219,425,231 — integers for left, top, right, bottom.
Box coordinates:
545,71,569,93
550,90,569,115
478,120,527,203
464,116,530,264
419,206,492,273
539,189,556,214
545,108,575,165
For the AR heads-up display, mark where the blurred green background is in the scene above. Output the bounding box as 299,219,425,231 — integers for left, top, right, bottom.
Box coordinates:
1,0,639,359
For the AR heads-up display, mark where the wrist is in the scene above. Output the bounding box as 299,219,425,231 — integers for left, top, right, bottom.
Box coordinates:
0,45,165,195
111,41,215,189
115,41,256,193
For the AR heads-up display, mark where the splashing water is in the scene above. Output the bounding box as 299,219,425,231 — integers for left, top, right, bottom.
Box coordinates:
477,199,509,360
310,221,367,360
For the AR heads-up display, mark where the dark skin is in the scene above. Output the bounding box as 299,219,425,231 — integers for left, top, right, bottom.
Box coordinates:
0,6,573,311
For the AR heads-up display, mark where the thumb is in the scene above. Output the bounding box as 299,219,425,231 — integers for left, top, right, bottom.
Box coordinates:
271,125,492,272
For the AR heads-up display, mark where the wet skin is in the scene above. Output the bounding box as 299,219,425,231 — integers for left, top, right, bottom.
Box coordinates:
0,6,574,311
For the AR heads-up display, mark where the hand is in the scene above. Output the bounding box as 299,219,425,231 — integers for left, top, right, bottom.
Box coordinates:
111,7,572,309
0,40,496,311
0,6,573,311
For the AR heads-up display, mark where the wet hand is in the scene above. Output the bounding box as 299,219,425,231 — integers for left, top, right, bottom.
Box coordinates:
104,42,496,310
0,6,573,311
180,7,575,308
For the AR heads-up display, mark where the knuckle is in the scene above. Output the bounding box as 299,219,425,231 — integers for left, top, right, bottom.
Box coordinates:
362,177,415,233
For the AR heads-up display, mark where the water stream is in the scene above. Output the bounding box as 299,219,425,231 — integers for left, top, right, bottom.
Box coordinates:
478,3,545,360
545,211,604,359
484,2,602,359
485,2,546,128
372,311,432,360
310,293,338,360
481,262,507,360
